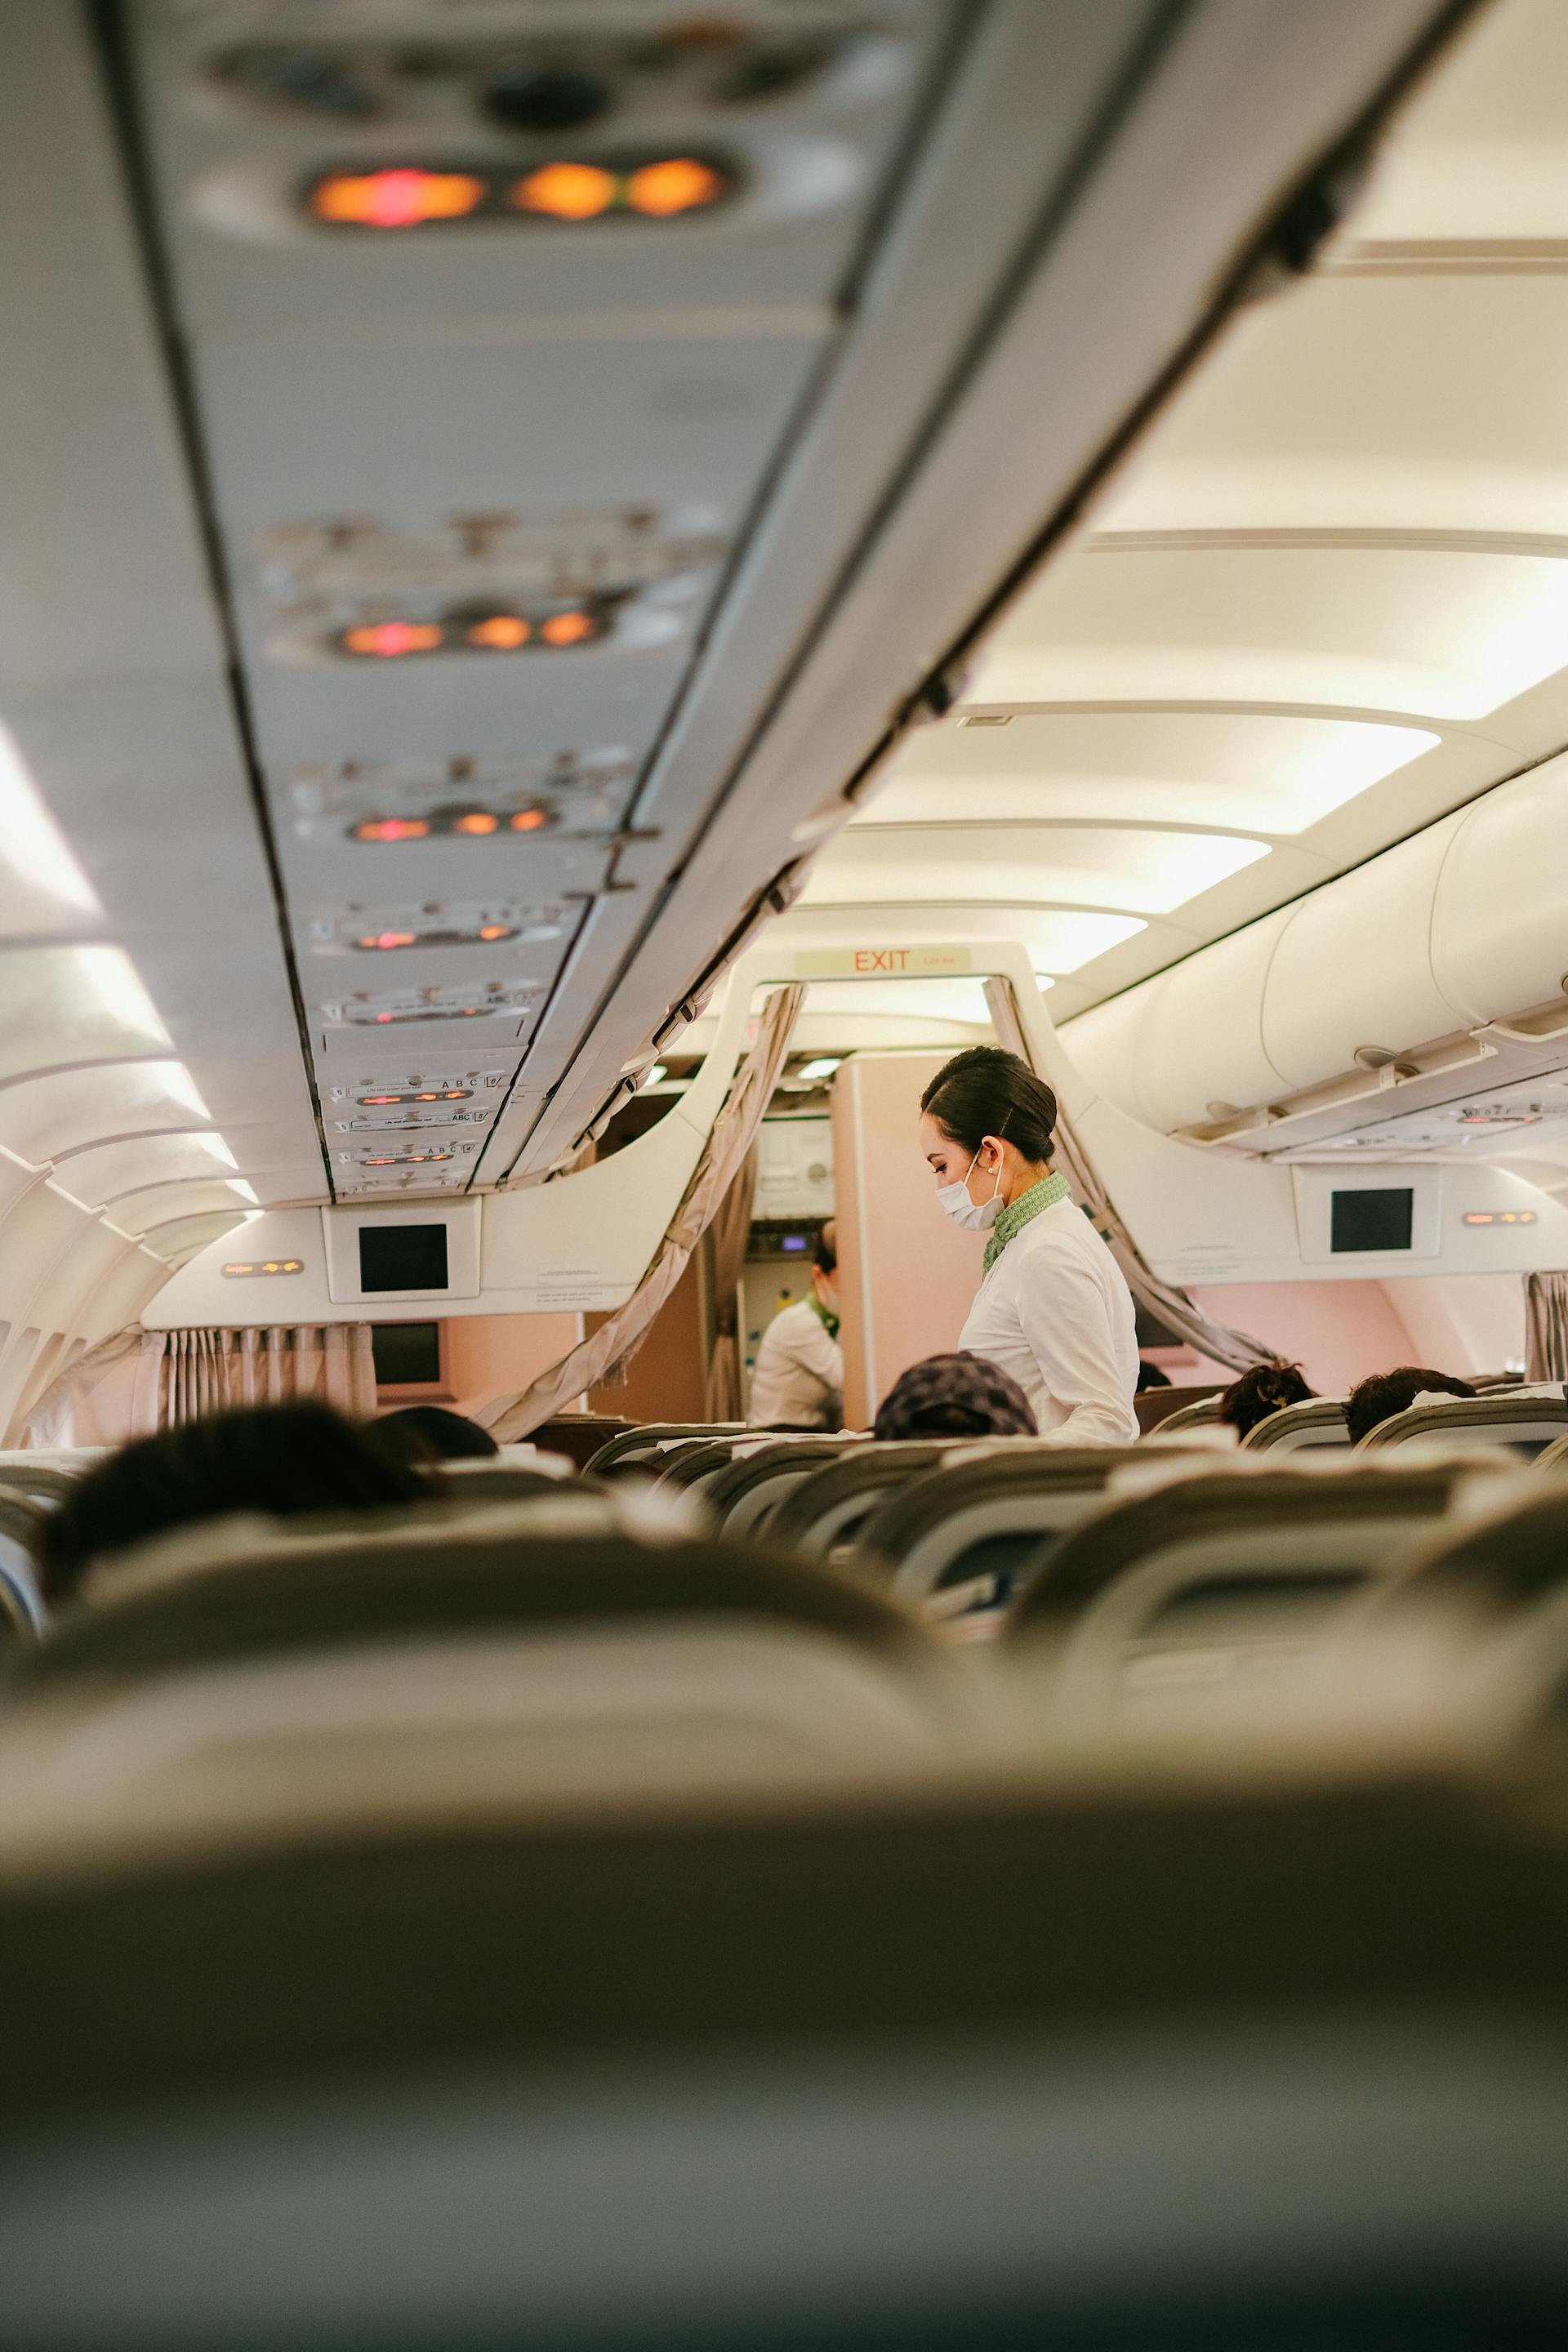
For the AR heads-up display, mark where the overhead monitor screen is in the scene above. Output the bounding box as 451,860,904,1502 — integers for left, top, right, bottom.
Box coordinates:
370,1321,440,1385
1330,1187,1414,1254
359,1222,449,1292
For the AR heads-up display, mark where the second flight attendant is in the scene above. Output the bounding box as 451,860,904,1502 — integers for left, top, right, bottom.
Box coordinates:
919,1046,1138,1445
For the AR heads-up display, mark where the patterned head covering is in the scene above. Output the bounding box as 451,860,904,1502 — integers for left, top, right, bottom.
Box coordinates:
873,1352,1038,1442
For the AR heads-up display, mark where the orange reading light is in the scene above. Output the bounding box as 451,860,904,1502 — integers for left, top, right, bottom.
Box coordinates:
352,817,430,844
358,931,418,951
452,811,501,835
478,923,510,941
509,806,550,831
513,160,618,220
467,614,532,651
626,156,727,217
540,609,598,647
223,1258,303,1277
342,621,444,659
1463,1209,1538,1227
310,168,486,229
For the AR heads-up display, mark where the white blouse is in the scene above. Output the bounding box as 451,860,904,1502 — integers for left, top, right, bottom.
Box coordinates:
958,1196,1139,1445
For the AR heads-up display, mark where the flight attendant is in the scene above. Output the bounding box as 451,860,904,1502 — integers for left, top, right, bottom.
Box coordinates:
919,1047,1138,1445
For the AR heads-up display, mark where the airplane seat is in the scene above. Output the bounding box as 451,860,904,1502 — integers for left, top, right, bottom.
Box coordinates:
439,1462,599,1505
1241,1399,1352,1454
853,1449,1156,1615
0,1463,78,1508
1144,1394,1224,1436
585,1425,746,1477
706,1439,864,1539
0,1492,47,1639
765,1442,955,1559
1359,1395,1568,1460
1004,1465,1491,1726
2,1764,1568,2347
0,1517,967,1863
652,1437,756,1494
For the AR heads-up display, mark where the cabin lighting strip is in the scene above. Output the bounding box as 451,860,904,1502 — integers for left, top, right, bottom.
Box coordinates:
1462,1210,1538,1227
222,1258,305,1276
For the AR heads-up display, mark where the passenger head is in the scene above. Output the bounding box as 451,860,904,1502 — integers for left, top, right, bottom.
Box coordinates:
38,1400,433,1606
919,1047,1058,1223
1218,1360,1315,1438
377,1404,499,1463
813,1218,838,1313
873,1352,1037,1441
1346,1366,1477,1447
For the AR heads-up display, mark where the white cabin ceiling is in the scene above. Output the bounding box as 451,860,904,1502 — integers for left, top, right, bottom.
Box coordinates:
782,0,1568,1034
0,0,1480,1275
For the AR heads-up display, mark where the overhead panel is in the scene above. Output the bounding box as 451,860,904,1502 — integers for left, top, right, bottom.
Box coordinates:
124,0,951,1201
801,0,1568,1033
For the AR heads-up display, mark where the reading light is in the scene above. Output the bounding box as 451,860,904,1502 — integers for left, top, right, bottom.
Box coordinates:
452,812,501,835
512,160,618,219
357,930,418,951
509,807,551,831
361,1150,452,1165
467,615,531,650
352,817,430,844
795,1057,843,1082
342,621,444,659
310,167,486,228
625,156,726,216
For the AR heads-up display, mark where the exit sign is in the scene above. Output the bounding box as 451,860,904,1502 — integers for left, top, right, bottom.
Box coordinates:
794,946,973,977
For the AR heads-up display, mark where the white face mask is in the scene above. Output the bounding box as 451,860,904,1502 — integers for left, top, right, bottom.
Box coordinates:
936,1148,1001,1232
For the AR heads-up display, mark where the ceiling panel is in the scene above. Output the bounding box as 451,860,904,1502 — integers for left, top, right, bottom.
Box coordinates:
803,823,1271,916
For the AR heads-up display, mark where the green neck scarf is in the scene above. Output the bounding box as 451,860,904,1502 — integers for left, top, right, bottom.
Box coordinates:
808,1291,840,1342
984,1169,1071,1275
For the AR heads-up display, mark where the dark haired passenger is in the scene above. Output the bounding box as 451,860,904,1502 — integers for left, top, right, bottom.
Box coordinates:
1218,1360,1315,1439
920,1047,1138,1445
379,1404,500,1463
1345,1366,1477,1448
38,1399,434,1609
873,1352,1037,1441
747,1219,843,1430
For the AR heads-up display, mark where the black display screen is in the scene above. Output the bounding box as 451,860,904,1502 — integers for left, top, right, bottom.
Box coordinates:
359,1222,449,1292
1330,1187,1414,1254
371,1322,441,1386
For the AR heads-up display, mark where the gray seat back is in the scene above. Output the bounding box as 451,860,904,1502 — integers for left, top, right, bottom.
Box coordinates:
1242,1399,1351,1453
1360,1394,1568,1459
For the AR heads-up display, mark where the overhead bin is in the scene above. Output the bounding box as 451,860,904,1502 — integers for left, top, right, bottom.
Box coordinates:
1067,751,1568,1144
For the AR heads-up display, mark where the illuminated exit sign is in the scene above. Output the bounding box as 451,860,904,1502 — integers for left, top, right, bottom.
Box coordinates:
794,946,973,978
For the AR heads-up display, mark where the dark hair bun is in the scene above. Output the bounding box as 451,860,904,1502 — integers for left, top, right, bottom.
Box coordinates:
920,1046,1057,1164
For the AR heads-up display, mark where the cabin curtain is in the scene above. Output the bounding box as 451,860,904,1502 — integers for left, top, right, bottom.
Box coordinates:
704,1147,759,1421
481,984,804,1441
982,977,1275,1376
20,1323,377,1449
1525,1272,1568,1382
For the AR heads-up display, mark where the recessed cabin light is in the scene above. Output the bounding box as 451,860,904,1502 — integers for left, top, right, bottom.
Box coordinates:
958,714,1011,728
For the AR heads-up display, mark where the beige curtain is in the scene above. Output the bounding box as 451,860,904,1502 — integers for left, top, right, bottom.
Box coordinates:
983,976,1274,1375
481,985,804,1441
703,1147,759,1421
1526,1272,1568,1382
20,1324,377,1449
